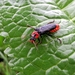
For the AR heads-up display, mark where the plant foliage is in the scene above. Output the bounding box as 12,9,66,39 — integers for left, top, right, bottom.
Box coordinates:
0,0,75,75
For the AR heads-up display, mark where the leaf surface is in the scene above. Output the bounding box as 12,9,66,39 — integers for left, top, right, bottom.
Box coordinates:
0,0,75,75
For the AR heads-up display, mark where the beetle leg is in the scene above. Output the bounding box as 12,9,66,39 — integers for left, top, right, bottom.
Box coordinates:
56,38,61,44
38,38,42,44
39,35,44,44
47,20,55,24
36,35,42,45
50,34,61,44
46,33,61,44
33,41,38,50
36,38,41,45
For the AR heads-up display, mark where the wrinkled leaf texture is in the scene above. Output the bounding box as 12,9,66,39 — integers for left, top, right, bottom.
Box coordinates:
0,0,75,75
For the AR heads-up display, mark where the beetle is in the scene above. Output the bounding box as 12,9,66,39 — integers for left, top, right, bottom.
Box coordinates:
27,20,61,48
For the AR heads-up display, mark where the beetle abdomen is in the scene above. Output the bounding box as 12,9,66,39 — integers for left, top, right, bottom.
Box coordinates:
35,23,56,34
50,24,60,33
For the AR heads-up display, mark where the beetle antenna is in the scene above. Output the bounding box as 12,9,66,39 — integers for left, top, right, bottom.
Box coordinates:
33,41,38,50
58,20,61,24
27,24,35,29
48,20,55,24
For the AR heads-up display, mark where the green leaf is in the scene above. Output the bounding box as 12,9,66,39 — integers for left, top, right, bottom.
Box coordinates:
0,32,9,50
0,0,75,75
0,36,4,47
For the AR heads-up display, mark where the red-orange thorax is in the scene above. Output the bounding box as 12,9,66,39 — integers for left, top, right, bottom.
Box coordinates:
31,31,40,39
